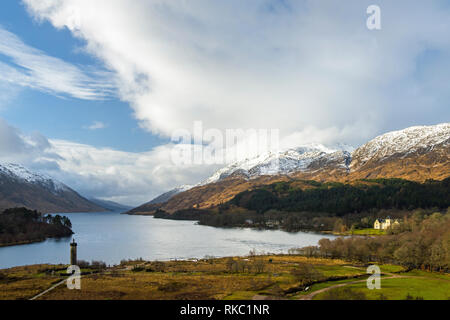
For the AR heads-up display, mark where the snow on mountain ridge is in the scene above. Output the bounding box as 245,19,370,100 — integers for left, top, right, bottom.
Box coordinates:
148,123,449,205
174,184,195,193
0,163,69,194
200,143,352,185
352,123,450,165
146,144,349,202
174,124,449,191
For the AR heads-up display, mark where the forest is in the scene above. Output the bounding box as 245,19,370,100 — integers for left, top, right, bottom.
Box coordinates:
294,209,450,272
195,208,406,233
167,178,448,232
229,178,450,215
0,207,73,246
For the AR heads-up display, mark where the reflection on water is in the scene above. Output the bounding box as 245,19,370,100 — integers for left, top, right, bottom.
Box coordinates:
0,212,337,269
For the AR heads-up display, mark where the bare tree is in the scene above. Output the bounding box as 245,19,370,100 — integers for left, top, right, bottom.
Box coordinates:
291,263,323,285
252,257,266,273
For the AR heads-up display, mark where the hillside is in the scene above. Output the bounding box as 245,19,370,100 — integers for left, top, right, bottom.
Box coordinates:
0,163,106,213
347,124,449,181
227,178,450,215
128,123,450,215
88,198,132,212
153,179,450,233
0,207,73,246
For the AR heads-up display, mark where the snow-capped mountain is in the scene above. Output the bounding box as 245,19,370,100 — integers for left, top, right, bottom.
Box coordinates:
196,123,449,186
145,144,353,204
138,123,449,214
201,144,353,185
351,123,450,169
0,163,106,213
0,163,69,195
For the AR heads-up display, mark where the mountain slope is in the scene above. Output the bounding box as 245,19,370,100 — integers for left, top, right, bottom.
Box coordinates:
129,123,450,215
0,163,106,213
88,198,132,212
201,144,352,185
129,144,353,214
351,124,449,168
346,124,450,181
142,144,353,208
147,185,194,205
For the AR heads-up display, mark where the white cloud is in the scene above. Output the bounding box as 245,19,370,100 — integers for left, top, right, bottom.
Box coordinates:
0,26,116,100
22,0,450,146
84,121,106,130
44,140,217,205
0,118,60,164
0,118,217,206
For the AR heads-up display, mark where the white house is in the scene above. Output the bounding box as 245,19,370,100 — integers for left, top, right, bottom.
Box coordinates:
374,217,400,230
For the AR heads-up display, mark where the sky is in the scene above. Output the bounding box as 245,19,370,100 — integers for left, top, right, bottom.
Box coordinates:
0,0,449,206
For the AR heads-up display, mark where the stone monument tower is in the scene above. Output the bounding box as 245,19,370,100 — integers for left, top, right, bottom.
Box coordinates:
70,238,77,265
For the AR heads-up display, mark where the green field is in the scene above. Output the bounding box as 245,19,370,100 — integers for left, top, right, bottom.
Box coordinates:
314,276,450,300
349,228,386,236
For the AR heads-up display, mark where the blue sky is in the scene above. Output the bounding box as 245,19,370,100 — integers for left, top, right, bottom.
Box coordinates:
1,85,167,152
0,0,166,152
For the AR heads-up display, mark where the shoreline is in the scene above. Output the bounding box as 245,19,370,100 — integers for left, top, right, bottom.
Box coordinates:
153,214,384,237
127,210,389,236
0,239,46,248
0,234,73,248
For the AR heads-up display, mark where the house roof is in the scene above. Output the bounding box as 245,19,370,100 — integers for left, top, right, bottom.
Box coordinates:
375,218,394,223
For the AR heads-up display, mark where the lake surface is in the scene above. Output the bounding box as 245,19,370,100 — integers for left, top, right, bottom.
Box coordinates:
0,212,337,269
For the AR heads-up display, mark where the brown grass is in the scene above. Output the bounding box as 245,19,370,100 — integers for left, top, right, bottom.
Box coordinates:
0,264,67,300
0,256,362,300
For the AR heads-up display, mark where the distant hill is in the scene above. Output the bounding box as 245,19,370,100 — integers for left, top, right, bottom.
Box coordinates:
128,123,450,215
147,185,194,205
0,163,106,213
88,198,132,212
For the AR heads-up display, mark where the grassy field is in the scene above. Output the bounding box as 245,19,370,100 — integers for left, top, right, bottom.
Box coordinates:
329,228,387,236
0,264,68,300
349,228,387,236
325,228,387,236
313,277,450,300
0,256,447,300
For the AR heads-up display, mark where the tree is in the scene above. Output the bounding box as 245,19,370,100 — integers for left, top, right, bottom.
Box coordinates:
291,263,322,285
430,240,445,272
62,216,72,228
252,257,266,274
225,258,236,273
333,219,347,233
